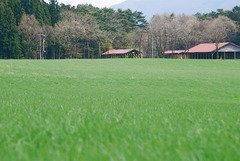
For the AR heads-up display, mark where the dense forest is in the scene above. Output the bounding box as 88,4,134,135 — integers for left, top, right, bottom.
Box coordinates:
0,0,239,59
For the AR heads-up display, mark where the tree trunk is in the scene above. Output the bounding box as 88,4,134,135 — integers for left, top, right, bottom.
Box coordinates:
215,43,219,59
87,40,90,59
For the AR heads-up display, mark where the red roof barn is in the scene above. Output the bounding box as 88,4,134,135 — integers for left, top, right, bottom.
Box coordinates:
164,50,185,55
164,50,186,59
101,49,141,58
164,42,240,59
188,42,232,53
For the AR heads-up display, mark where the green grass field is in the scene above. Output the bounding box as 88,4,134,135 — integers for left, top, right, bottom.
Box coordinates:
0,59,239,161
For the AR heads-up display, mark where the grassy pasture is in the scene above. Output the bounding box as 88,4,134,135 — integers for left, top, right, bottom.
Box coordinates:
0,59,239,161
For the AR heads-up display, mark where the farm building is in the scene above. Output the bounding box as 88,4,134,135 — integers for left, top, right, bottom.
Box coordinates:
164,42,240,59
164,50,186,59
101,49,141,58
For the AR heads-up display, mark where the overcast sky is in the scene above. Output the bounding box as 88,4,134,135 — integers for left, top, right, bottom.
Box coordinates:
56,0,126,8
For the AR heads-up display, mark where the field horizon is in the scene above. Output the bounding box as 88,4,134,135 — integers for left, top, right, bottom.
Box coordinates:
0,59,239,161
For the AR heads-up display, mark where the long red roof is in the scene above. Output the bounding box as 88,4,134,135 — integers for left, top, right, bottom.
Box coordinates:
164,50,185,54
102,49,136,55
187,42,230,53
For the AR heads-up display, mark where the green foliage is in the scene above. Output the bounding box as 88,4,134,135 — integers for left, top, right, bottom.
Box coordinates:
30,0,51,25
230,6,240,25
50,4,148,58
20,0,61,26
73,5,148,33
8,0,23,25
0,0,61,59
133,11,148,28
48,0,60,26
0,59,240,160
0,1,148,59
195,6,240,24
195,6,240,45
0,0,21,59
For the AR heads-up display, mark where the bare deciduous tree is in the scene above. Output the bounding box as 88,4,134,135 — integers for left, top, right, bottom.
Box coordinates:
19,14,43,59
54,11,100,58
201,16,237,58
150,13,179,57
203,16,237,43
177,14,200,51
125,28,147,55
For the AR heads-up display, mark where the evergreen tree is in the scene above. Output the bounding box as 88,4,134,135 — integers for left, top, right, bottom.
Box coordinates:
20,0,32,14
31,0,45,25
133,11,148,28
48,0,60,26
231,6,240,24
41,1,51,25
8,0,23,25
0,1,149,59
0,0,21,59
21,0,51,25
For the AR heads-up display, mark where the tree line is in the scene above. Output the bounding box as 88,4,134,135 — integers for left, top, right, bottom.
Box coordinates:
132,6,240,58
0,0,147,59
0,0,61,59
0,0,239,59
147,13,238,58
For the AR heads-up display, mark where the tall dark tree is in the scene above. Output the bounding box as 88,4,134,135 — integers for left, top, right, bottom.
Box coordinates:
133,11,148,28
0,0,21,59
20,0,51,25
117,9,135,32
48,0,60,26
230,6,240,24
20,0,32,14
8,0,23,25
31,0,50,25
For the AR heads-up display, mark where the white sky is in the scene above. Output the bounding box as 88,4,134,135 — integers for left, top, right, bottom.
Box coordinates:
56,0,126,8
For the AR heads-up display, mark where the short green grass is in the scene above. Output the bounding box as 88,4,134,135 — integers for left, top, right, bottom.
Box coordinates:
0,59,239,161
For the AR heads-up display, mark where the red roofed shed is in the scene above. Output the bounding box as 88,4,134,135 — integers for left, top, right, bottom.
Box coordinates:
187,42,240,59
164,42,240,59
187,42,230,53
101,49,141,58
164,50,186,59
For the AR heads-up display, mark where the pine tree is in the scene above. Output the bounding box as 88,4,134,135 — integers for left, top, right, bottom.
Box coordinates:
0,0,21,59
48,0,60,26
22,0,51,25
20,0,32,14
133,11,148,28
8,0,23,25
42,1,51,25
31,0,44,25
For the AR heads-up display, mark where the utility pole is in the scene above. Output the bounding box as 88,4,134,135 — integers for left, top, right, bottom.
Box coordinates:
99,42,101,59
38,34,46,59
152,32,154,58
39,34,41,59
